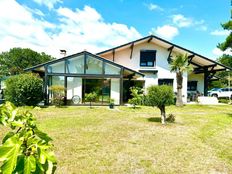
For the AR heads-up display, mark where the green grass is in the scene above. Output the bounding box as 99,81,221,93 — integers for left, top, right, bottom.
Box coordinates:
1,104,232,173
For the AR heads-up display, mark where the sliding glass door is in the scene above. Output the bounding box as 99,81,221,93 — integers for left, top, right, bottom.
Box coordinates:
83,79,110,105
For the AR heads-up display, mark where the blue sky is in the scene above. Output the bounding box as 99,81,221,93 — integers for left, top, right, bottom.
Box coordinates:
0,0,231,59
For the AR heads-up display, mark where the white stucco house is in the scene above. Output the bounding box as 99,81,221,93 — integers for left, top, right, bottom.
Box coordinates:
25,35,231,105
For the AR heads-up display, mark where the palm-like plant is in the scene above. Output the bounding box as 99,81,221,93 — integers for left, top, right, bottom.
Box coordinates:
170,54,193,106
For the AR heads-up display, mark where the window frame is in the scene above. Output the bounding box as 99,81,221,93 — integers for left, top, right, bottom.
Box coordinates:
158,79,174,86
140,50,156,67
187,81,198,91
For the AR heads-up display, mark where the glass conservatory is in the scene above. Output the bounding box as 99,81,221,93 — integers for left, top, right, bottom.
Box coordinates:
26,51,144,105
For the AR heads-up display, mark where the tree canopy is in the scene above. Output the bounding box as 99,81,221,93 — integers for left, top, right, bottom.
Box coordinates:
210,6,232,89
0,48,54,77
218,20,232,51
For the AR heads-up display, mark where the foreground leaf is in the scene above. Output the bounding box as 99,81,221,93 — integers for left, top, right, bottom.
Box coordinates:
0,136,22,174
24,156,36,174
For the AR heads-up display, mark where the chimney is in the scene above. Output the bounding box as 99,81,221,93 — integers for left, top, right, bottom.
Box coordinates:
60,49,67,57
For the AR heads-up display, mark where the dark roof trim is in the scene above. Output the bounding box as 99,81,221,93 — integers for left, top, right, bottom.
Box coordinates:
96,35,232,71
25,51,144,77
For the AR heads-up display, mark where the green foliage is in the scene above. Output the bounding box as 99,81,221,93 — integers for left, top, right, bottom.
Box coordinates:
49,85,65,107
0,102,56,174
128,87,143,109
4,73,43,106
170,54,193,73
109,99,115,109
146,85,174,108
109,98,115,105
166,114,175,123
210,54,232,88
0,48,54,77
85,92,97,108
218,98,230,104
217,6,232,51
145,85,174,124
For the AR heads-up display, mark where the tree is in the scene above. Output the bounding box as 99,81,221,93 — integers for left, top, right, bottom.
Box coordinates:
146,85,174,124
0,48,54,77
212,6,232,88
213,54,232,88
128,87,143,109
4,73,43,106
217,8,232,51
0,102,56,173
170,54,193,106
85,92,97,108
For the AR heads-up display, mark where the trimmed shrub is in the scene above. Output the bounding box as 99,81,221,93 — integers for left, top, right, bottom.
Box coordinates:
145,85,174,124
4,73,43,106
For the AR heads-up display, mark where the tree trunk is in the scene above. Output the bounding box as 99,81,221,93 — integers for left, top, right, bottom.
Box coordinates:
160,105,166,124
176,72,183,107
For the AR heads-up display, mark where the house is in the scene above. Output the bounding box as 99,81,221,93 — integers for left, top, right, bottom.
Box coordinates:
25,35,231,105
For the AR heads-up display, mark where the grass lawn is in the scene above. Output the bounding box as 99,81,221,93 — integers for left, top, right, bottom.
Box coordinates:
1,104,232,173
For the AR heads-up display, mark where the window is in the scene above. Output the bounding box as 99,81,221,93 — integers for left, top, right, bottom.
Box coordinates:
83,79,110,104
158,79,173,86
104,62,121,75
66,55,84,74
86,55,103,74
187,81,197,91
47,61,65,73
140,50,156,67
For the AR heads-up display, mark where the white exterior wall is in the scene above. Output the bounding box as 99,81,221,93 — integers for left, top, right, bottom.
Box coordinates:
111,78,120,105
101,42,188,103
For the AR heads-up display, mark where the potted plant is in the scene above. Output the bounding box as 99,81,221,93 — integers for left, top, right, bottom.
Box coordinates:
109,98,115,109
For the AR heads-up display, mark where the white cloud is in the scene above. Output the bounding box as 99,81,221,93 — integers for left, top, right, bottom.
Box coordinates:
150,25,179,40
25,7,45,17
212,48,232,57
196,25,207,31
146,3,163,11
0,1,141,58
210,30,230,36
32,0,62,10
171,14,207,31
54,6,141,55
172,14,192,28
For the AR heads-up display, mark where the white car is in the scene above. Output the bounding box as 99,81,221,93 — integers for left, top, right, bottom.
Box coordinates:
208,88,232,99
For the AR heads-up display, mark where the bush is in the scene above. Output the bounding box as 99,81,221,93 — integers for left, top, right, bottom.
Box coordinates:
49,85,65,107
128,87,143,109
166,114,175,123
218,98,229,104
85,92,97,108
4,73,43,106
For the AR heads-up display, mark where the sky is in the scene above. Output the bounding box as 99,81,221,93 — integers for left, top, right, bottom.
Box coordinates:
0,0,231,59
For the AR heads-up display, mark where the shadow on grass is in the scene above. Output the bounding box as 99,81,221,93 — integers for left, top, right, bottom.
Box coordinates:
128,106,142,110
147,117,161,123
227,113,232,117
